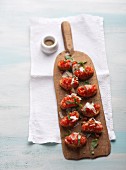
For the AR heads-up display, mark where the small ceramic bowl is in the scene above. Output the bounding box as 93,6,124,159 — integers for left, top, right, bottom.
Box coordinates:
41,35,58,54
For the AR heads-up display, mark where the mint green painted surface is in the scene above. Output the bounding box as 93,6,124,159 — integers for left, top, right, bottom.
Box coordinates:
0,0,126,169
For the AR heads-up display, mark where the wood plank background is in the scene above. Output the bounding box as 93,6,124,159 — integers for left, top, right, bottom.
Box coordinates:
0,0,126,169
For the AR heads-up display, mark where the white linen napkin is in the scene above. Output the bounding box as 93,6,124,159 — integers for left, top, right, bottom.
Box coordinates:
28,14,116,144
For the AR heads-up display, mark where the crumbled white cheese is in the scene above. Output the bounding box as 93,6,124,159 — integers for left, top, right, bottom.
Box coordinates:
68,93,82,101
79,66,84,72
94,120,101,124
71,132,79,140
78,134,81,140
65,52,70,56
71,77,75,85
84,85,92,90
70,116,78,121
89,118,101,124
82,102,96,114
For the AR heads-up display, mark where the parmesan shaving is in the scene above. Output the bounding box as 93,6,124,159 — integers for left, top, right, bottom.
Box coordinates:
84,85,92,90
82,102,96,114
70,116,78,121
79,66,84,72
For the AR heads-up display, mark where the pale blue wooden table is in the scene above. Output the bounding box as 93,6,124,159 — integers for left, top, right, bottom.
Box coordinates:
0,0,126,169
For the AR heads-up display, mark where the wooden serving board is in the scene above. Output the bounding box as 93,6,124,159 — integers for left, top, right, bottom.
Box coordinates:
53,21,111,160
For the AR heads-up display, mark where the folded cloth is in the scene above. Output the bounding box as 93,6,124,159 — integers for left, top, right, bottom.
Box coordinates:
28,14,116,144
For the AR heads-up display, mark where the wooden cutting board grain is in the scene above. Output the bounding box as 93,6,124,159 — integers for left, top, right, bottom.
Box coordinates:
53,21,111,160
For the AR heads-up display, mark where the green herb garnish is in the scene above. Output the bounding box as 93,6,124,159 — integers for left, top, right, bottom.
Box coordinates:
74,98,82,108
78,103,82,108
65,98,78,105
65,98,82,108
66,101,75,105
67,114,71,120
78,61,87,66
84,81,90,85
64,130,71,137
74,98,77,103
65,55,73,61
90,138,98,155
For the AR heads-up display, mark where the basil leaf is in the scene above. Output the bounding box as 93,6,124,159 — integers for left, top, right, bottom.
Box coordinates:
84,81,90,85
91,139,98,149
67,114,71,120
78,61,87,65
63,130,71,137
65,55,73,61
74,98,77,103
90,138,98,155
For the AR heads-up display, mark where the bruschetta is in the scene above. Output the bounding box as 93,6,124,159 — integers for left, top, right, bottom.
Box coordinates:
81,118,103,133
58,60,72,71
60,111,79,127
65,132,87,148
72,62,94,80
81,102,100,117
77,84,97,98
60,93,82,110
60,77,79,91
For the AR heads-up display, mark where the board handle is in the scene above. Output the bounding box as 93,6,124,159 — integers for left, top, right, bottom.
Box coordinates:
61,21,74,55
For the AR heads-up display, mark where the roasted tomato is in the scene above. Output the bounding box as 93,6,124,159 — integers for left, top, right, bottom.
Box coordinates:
81,118,103,133
65,132,87,148
72,63,94,80
60,93,81,110
58,60,72,71
60,77,79,91
77,84,97,98
81,102,100,117
60,111,79,127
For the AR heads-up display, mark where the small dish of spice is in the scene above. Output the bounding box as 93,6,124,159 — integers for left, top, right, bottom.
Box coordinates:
41,35,58,54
